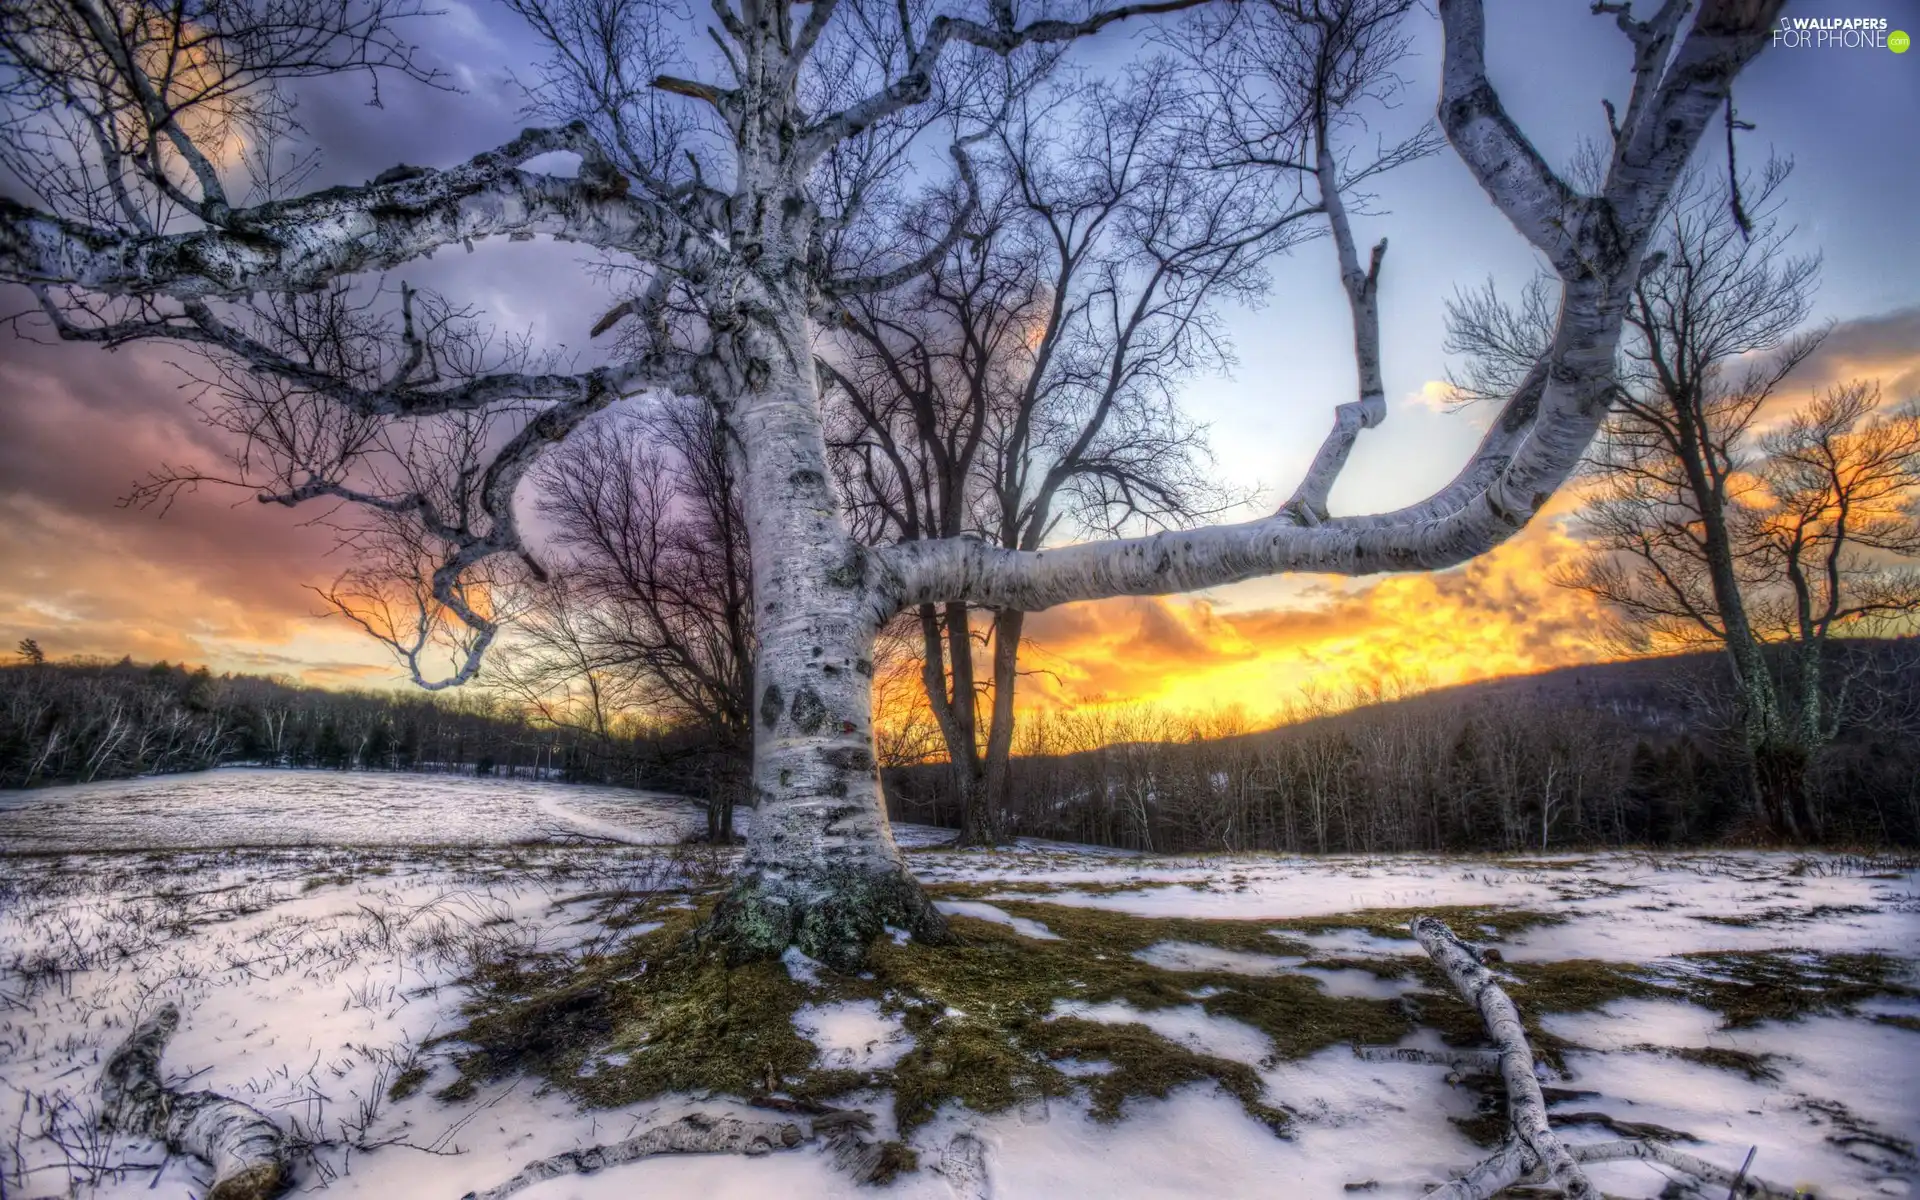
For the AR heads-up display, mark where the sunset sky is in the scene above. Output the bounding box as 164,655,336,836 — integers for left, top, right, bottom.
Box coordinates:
2,1,1917,721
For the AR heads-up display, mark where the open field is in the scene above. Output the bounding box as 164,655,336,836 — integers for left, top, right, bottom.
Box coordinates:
2,771,1916,1198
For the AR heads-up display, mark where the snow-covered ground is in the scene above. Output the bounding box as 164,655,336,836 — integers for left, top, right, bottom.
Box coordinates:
1,770,1916,1198
0,766,968,853
0,767,721,849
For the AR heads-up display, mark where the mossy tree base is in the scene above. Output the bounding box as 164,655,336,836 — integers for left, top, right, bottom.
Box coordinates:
701,863,952,972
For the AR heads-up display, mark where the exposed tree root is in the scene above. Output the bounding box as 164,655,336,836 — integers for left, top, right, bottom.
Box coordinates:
1353,1046,1502,1073
457,1105,935,1199
1410,916,1795,1199
460,1112,806,1200
100,1004,291,1200
701,863,952,971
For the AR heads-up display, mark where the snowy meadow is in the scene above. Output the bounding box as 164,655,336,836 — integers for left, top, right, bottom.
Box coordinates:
1,769,1916,1199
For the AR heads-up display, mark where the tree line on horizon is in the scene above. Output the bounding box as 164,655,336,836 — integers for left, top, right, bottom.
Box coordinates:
5,637,1918,851
0,651,725,800
884,639,1920,852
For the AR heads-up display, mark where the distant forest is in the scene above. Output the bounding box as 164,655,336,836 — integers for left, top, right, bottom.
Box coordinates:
883,639,1920,851
0,655,719,797
4,641,1917,850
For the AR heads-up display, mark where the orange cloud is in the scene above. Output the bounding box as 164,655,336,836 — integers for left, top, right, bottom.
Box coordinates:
1012,514,1612,723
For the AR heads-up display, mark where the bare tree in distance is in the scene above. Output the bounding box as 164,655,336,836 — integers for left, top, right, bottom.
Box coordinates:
831,0,1445,846
3,0,1786,967
823,62,1277,845
1451,162,1920,839
504,399,756,842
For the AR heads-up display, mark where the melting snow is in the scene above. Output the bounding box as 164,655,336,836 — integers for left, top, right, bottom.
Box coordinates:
792,1000,914,1070
1,771,1915,1198
1050,999,1273,1069
933,899,1062,939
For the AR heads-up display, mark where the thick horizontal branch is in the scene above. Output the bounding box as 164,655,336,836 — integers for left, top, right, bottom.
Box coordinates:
32,288,690,418
1,125,721,300
872,341,1592,613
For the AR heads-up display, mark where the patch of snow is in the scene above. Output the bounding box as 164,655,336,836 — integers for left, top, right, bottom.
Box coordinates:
933,899,1062,940
518,149,581,176
4,774,1916,1200
784,946,826,986
1050,999,1271,1069
793,1000,914,1070
0,767,722,849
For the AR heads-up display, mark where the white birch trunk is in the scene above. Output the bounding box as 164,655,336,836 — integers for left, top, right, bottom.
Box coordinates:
702,295,947,970
0,0,1787,968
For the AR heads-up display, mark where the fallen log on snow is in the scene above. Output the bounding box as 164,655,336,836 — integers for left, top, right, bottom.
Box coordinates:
460,1112,808,1200
100,1003,291,1200
1407,916,1796,1200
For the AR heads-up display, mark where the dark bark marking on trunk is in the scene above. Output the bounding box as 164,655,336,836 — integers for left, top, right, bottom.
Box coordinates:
790,686,828,734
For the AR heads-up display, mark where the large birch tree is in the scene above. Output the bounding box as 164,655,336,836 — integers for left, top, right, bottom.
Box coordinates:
1,0,1785,968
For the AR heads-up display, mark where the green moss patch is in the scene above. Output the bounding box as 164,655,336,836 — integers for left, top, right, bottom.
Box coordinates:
436,886,1916,1183
1653,1045,1782,1082
441,890,1430,1146
1267,906,1568,943
1664,950,1917,1028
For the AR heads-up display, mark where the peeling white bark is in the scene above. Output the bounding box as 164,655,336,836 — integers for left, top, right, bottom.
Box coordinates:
100,1004,291,1200
1408,917,1795,1200
706,299,948,967
1413,915,1595,1198
459,1112,806,1200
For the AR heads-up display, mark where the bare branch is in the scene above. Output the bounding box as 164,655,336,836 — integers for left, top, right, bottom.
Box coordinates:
2,125,718,299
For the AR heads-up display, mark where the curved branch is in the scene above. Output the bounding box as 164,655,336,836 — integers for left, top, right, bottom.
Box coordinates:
1,125,719,299
1436,0,1585,270
822,137,983,301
